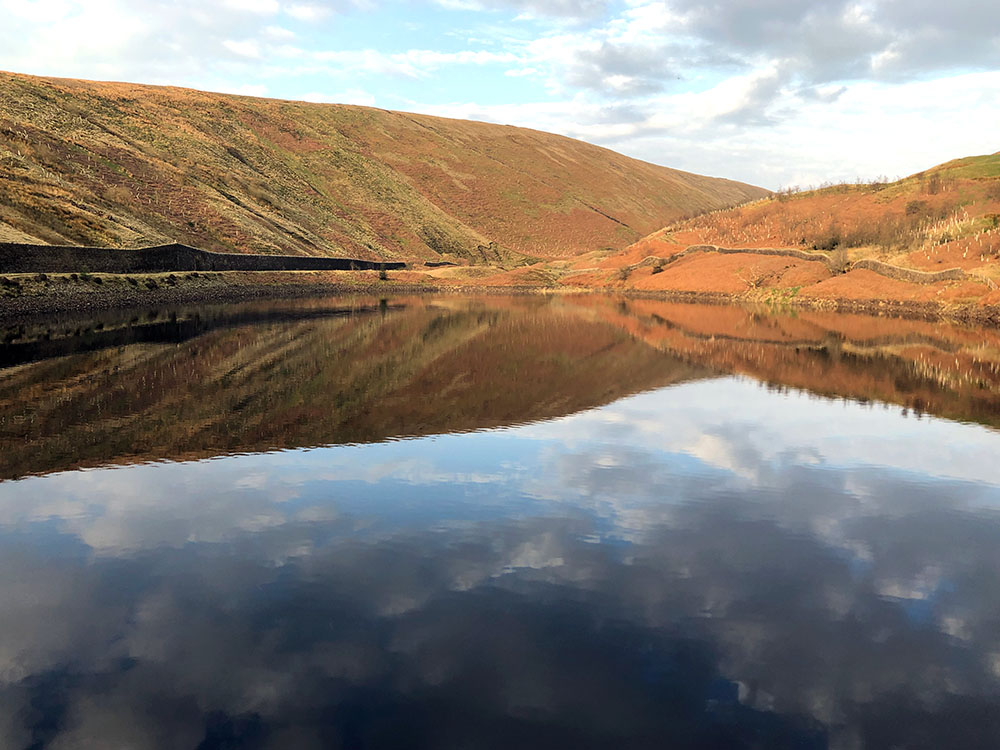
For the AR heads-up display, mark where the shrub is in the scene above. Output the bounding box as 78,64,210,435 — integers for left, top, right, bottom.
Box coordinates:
103,185,133,204
812,226,841,251
737,265,769,289
828,247,850,273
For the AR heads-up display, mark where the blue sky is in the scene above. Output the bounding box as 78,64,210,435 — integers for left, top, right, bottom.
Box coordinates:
1,0,998,187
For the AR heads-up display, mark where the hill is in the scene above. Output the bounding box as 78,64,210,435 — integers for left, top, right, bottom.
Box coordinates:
562,153,1000,313
0,71,766,265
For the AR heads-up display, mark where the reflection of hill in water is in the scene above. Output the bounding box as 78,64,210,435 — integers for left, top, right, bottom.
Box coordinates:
0,298,707,479
576,297,1000,429
3,295,1000,480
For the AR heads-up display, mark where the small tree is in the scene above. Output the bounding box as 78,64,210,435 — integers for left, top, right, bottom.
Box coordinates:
829,247,850,274
737,264,768,289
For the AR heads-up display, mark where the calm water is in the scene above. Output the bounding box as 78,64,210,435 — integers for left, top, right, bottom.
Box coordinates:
2,295,1000,749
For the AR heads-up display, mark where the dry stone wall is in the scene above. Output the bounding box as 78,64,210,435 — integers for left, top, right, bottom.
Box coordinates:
0,243,406,274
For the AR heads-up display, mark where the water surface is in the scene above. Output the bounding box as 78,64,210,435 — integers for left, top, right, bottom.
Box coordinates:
2,295,1000,749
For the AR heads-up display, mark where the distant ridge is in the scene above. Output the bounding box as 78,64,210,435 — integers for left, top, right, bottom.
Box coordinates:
0,71,767,264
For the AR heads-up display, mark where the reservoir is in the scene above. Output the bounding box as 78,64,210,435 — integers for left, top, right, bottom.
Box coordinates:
2,295,1000,749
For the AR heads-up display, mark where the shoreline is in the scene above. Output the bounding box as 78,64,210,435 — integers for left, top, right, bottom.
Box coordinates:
2,271,1000,327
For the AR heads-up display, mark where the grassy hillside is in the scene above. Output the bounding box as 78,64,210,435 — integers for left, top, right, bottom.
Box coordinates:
0,71,766,264
662,153,1000,265
567,153,1000,309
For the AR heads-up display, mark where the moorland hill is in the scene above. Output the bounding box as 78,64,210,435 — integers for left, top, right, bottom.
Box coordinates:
0,71,765,265
564,153,1000,312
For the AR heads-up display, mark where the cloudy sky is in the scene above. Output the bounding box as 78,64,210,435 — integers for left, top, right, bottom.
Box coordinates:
1,0,998,187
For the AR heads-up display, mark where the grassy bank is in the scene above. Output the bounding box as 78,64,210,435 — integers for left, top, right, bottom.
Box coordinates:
3,268,1000,327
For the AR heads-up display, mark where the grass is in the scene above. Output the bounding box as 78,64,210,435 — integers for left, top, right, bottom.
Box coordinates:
763,285,801,307
667,167,1000,267
926,153,1000,180
0,70,766,264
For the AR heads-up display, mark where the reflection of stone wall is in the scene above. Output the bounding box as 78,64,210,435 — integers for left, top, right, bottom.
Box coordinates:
851,258,965,284
0,243,406,273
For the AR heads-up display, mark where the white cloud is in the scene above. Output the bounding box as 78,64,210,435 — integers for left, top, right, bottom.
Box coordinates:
233,82,270,96
223,38,263,58
301,88,377,105
263,24,296,39
307,47,520,79
435,0,610,21
283,2,331,20
224,0,280,13
505,66,539,76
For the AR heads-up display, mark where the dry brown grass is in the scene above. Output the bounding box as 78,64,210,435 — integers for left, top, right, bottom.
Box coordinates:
0,71,766,265
657,169,1000,272
562,155,1000,308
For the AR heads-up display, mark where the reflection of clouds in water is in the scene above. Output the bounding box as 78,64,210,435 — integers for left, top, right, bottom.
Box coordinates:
0,507,1000,747
521,377,1000,486
5,377,996,556
0,461,306,553
1,376,1000,745
0,436,541,555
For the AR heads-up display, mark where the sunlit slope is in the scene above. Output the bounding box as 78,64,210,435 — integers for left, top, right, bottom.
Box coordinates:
0,71,766,263
925,152,1000,180
580,153,1000,305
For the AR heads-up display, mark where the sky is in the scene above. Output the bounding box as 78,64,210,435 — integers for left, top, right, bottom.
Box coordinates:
1,0,998,188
